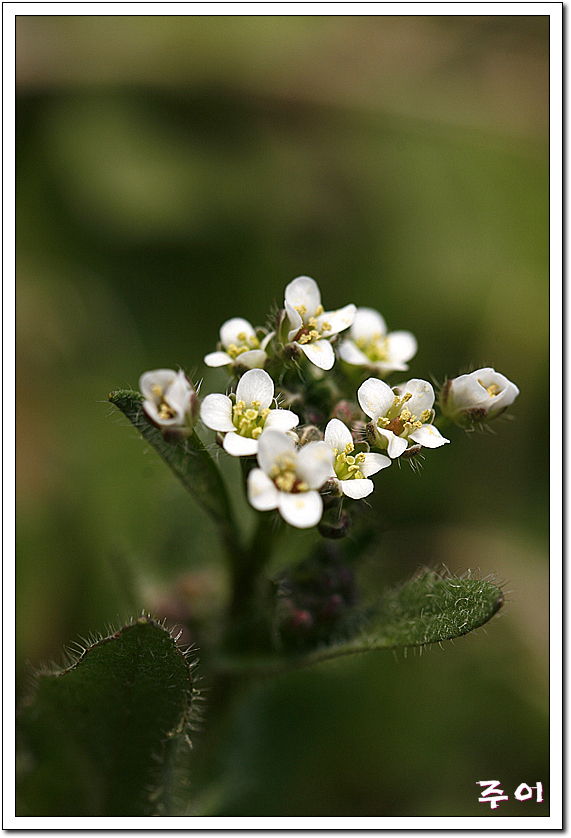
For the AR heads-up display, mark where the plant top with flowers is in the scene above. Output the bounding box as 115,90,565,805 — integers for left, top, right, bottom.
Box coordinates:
108,273,518,666
17,275,519,817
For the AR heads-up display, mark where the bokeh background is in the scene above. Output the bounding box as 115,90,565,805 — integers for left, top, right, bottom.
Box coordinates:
16,14,550,817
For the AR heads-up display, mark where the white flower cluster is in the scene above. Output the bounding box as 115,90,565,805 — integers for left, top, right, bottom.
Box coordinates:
139,276,519,530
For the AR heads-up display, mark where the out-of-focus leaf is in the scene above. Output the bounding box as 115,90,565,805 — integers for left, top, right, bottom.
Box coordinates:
109,389,238,541
17,617,196,817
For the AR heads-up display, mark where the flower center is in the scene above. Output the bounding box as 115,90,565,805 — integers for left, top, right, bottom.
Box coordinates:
355,334,389,363
479,380,501,398
269,455,309,494
226,331,260,360
151,384,177,420
332,441,366,481
232,400,271,439
294,306,331,345
375,393,432,439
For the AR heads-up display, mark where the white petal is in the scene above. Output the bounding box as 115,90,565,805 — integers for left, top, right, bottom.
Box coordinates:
139,369,177,401
168,371,193,406
360,452,391,477
357,378,395,420
410,424,450,449
324,418,353,452
247,468,279,511
350,307,387,342
469,369,520,412
340,478,374,499
285,301,303,341
396,379,435,414
386,331,417,365
200,393,235,433
204,351,233,367
381,430,408,459
235,349,268,369
299,339,335,370
297,441,335,490
219,317,256,349
264,409,299,431
236,368,274,409
338,340,371,366
257,429,297,476
141,400,164,426
223,432,259,457
278,490,323,529
318,304,356,337
260,331,275,351
284,276,321,319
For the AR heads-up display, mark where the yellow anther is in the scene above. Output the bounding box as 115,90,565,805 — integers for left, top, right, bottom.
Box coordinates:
250,400,261,409
400,408,412,422
298,334,311,345
151,384,163,397
158,403,175,420
344,442,354,455
308,317,318,329
480,381,501,397
309,329,320,340
295,305,307,317
315,305,324,316
321,321,332,332
261,408,270,420
252,427,262,439
275,472,296,493
237,332,248,342
420,409,432,423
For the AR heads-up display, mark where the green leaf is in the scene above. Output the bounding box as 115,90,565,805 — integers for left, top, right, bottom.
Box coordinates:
219,570,504,674
17,617,196,817
109,389,238,539
303,570,504,666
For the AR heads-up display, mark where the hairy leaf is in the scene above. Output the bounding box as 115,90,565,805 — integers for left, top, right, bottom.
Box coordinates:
304,570,504,665
220,570,504,674
17,617,196,817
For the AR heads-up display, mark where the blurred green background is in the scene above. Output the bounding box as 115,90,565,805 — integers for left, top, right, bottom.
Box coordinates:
16,14,549,817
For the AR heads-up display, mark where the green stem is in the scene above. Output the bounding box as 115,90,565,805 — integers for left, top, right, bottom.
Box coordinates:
228,511,276,625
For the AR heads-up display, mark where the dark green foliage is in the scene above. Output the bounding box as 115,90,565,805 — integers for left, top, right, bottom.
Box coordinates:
303,570,504,666
17,617,196,817
219,569,504,675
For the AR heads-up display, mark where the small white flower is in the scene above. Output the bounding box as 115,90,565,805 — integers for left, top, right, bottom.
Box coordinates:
439,368,519,427
200,368,299,456
247,429,334,528
324,418,391,499
358,377,450,459
338,307,417,375
204,317,272,370
284,276,356,371
140,369,198,431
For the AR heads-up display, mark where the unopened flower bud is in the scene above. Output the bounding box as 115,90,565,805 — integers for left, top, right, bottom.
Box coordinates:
318,508,353,539
439,368,519,428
